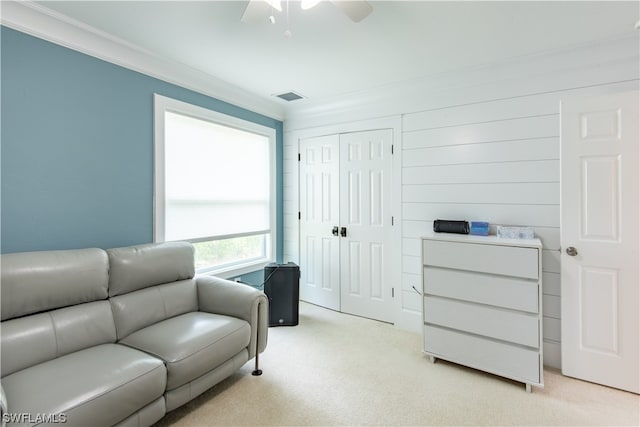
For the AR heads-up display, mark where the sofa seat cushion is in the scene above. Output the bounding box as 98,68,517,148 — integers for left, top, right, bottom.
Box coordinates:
119,311,251,390
1,343,166,426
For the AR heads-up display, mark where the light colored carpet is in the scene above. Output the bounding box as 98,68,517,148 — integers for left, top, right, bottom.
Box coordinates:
155,302,640,426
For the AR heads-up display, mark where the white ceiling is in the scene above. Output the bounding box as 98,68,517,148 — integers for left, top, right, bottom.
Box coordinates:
34,1,640,107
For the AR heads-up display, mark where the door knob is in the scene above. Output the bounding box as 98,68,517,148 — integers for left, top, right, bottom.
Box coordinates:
566,246,578,256
340,227,347,237
332,226,339,236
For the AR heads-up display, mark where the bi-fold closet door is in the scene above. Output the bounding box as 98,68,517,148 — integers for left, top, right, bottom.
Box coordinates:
299,129,394,323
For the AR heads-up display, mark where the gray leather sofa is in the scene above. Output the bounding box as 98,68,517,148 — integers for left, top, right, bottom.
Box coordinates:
0,242,268,426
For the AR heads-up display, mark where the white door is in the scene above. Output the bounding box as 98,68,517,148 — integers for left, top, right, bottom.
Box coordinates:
298,129,394,322
560,90,639,393
299,134,341,311
339,130,394,322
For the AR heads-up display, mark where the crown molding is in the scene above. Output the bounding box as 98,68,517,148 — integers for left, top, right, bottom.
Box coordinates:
1,0,285,121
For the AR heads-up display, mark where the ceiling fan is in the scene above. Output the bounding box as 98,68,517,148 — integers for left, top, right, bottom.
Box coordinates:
241,0,373,24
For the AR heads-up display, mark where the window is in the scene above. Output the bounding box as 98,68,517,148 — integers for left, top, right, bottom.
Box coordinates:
154,94,276,276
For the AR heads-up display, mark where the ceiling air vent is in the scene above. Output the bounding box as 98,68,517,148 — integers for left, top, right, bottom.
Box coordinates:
275,91,304,102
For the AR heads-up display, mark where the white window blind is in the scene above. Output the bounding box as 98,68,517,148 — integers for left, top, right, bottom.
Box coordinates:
164,111,270,242
154,94,276,276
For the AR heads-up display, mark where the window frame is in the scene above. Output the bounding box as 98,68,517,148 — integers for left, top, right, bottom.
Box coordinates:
153,94,276,278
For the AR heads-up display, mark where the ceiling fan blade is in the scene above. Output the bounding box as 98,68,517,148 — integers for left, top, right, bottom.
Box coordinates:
241,0,271,24
330,0,373,23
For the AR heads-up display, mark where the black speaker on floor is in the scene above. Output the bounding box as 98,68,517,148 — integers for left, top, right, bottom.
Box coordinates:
264,262,300,327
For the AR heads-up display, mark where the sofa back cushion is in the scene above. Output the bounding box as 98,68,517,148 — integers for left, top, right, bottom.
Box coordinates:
110,279,198,340
107,242,198,340
107,242,195,297
1,301,116,377
1,248,109,321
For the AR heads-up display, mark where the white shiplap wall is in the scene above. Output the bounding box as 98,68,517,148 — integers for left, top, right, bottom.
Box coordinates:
401,98,562,367
283,141,300,264
284,37,639,369
399,80,638,368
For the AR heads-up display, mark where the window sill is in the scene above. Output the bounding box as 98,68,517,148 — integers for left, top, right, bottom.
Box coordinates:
196,259,273,281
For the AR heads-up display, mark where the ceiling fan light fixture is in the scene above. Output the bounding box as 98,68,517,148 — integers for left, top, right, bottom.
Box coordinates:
264,0,282,12
301,0,322,10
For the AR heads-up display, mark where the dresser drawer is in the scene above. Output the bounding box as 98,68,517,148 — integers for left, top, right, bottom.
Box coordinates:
424,325,540,384
423,267,539,313
424,296,539,348
423,240,539,279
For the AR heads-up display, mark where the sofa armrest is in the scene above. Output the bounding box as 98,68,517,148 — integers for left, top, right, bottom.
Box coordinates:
196,276,268,359
1,381,7,427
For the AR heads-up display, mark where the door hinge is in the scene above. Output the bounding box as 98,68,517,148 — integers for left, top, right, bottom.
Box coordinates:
298,153,301,161
391,216,394,226
391,144,394,155
392,287,395,298
298,212,301,220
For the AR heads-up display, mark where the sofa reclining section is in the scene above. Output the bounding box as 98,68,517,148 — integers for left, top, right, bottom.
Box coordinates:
0,241,269,426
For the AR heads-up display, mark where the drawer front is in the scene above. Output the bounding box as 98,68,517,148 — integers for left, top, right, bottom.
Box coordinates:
423,267,539,313
424,325,540,384
423,240,539,279
424,296,539,348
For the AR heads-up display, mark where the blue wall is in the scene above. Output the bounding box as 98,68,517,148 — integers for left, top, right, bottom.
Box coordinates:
1,26,283,280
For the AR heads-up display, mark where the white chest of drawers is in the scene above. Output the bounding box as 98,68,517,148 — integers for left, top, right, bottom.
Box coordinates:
421,232,543,392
